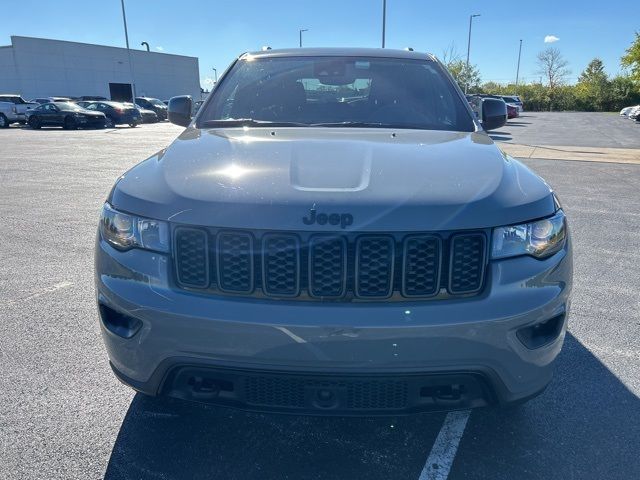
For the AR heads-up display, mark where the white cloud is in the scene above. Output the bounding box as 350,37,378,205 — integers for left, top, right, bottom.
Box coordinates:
544,35,559,43
155,46,164,51
202,77,215,88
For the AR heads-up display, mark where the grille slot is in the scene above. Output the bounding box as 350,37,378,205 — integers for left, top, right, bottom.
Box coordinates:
216,232,254,293
308,236,347,298
174,228,208,288
355,236,395,298
449,233,486,294
402,235,441,297
262,234,300,297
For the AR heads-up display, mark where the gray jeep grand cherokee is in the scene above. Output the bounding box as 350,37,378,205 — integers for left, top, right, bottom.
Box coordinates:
95,48,572,415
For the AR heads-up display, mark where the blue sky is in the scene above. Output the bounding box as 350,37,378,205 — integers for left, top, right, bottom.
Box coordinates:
2,0,638,89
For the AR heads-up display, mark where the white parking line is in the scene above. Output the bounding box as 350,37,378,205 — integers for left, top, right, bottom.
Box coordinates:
0,281,73,307
418,410,471,480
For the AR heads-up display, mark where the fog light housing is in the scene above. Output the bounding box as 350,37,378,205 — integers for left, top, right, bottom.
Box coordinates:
517,313,565,349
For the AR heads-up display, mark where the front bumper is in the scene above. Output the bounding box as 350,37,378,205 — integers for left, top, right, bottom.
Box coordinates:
153,109,167,120
114,114,141,125
95,236,572,414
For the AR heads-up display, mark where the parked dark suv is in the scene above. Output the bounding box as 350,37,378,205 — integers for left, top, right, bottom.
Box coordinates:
135,97,168,121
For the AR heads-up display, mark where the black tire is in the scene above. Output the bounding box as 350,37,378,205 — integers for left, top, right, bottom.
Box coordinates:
105,116,115,128
28,116,41,129
63,116,77,130
129,121,139,128
0,113,9,128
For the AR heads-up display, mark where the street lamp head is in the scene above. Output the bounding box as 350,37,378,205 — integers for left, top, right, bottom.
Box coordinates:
472,14,481,18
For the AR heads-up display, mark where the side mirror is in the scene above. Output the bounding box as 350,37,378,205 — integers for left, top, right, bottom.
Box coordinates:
168,95,193,127
481,98,507,131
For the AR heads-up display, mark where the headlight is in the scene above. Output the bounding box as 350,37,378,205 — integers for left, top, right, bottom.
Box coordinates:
99,203,169,253
491,210,566,260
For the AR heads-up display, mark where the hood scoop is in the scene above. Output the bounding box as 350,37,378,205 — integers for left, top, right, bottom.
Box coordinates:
290,141,372,192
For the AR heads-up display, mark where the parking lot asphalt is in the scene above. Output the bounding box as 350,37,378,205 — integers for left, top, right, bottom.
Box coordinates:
491,111,640,148
1,120,639,480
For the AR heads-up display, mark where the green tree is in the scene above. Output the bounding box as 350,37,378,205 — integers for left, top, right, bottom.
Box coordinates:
575,58,610,111
578,58,607,83
621,32,640,86
609,75,640,110
446,60,482,92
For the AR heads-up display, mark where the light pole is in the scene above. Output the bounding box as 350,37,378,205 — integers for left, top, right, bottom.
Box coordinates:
381,0,386,48
465,13,480,93
120,0,136,102
299,29,308,48
211,67,218,83
141,41,149,52
515,39,523,90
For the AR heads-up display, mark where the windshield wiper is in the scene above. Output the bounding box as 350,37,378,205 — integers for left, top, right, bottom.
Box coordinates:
310,121,433,130
201,118,309,128
309,121,393,128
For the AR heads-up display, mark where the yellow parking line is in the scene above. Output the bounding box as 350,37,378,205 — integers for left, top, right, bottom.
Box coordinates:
499,143,640,165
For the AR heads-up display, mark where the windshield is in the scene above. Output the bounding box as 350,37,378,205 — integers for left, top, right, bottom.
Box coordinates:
57,102,85,111
148,99,165,107
199,56,474,131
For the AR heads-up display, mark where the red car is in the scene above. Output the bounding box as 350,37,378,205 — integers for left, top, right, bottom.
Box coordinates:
507,103,519,119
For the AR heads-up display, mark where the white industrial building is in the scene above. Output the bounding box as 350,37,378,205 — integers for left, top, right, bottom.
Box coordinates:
0,36,201,102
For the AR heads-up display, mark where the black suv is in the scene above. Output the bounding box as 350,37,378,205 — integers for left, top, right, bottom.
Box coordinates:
135,97,168,121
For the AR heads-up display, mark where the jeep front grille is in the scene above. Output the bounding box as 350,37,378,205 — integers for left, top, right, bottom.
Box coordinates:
173,228,488,301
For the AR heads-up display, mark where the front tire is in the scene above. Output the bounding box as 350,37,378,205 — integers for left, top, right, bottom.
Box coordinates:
129,121,139,128
63,116,77,130
0,113,9,128
28,117,41,129
105,117,115,128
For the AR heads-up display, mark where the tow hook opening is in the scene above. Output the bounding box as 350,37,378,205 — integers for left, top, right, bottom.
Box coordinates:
517,313,566,349
187,376,234,397
421,384,466,401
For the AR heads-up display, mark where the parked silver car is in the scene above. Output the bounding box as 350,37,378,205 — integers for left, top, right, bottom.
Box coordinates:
95,48,572,415
0,94,39,126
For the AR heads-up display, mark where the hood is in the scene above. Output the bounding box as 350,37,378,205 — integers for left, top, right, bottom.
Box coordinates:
110,127,555,231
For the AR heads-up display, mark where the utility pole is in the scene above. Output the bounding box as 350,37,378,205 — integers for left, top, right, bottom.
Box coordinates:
465,13,480,94
382,0,386,48
120,0,136,102
299,29,308,48
515,39,523,90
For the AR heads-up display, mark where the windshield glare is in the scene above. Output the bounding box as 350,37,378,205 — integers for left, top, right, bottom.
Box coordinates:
57,102,84,111
199,56,474,131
